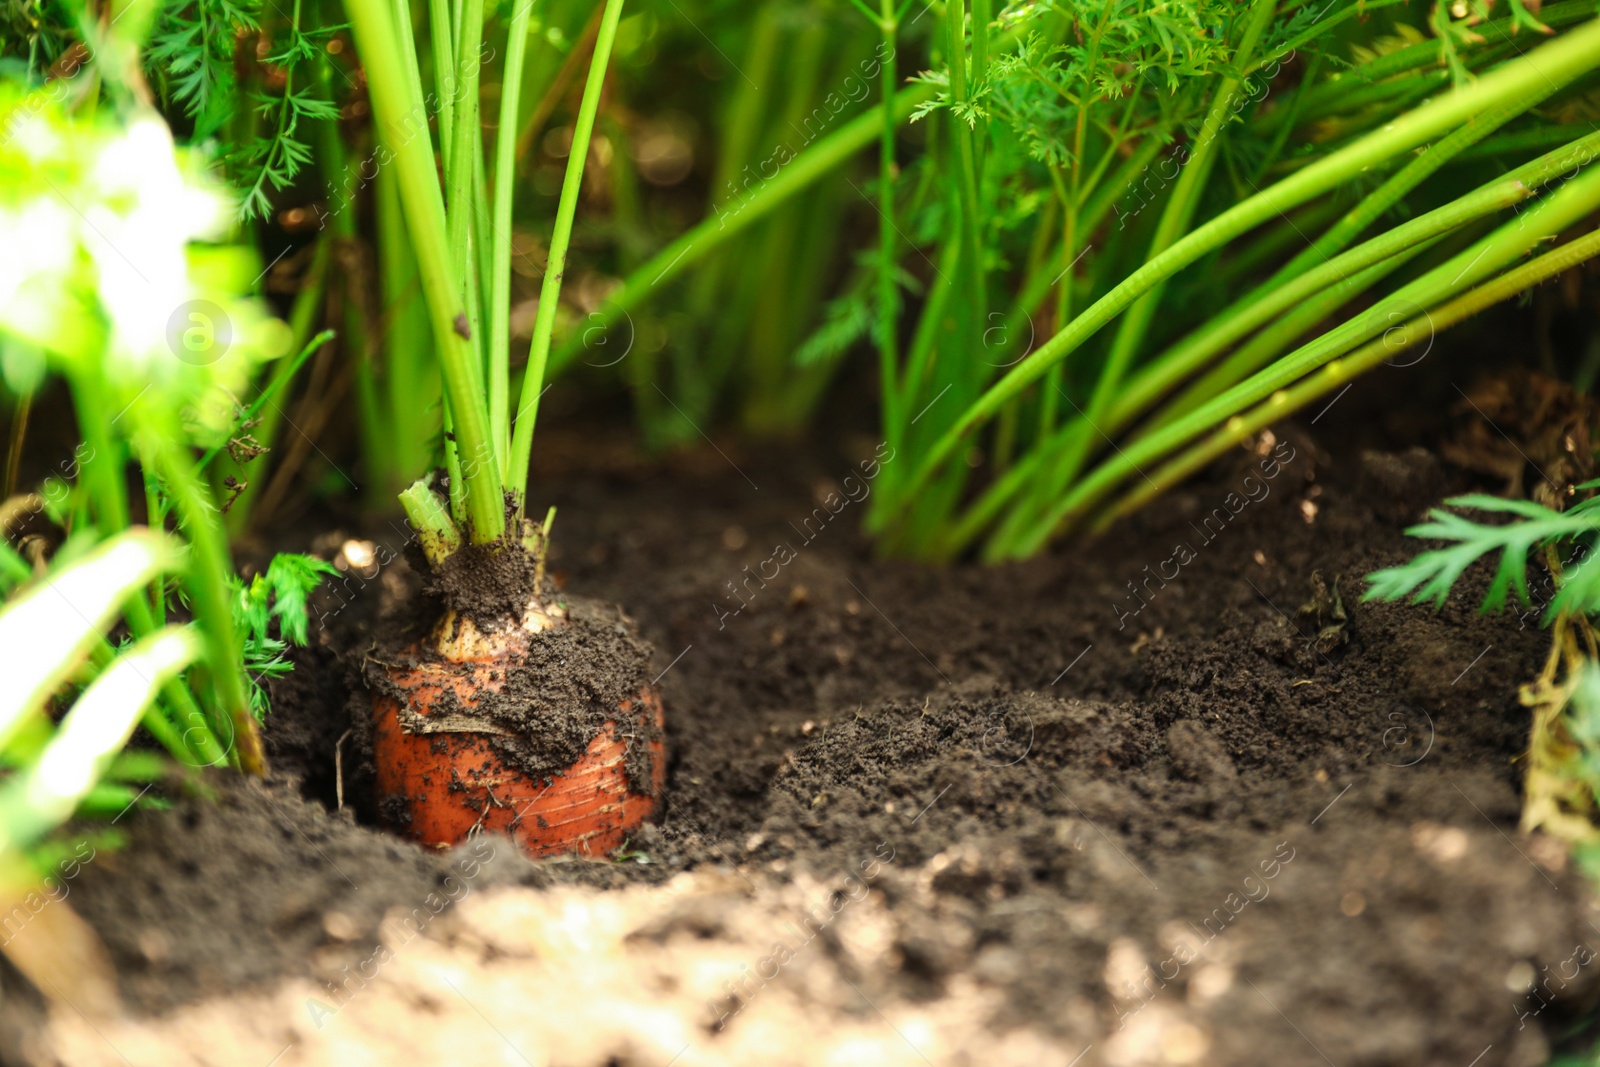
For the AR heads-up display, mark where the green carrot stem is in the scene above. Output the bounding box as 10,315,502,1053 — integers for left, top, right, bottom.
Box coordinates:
143,429,263,774
549,87,935,374
1278,0,1594,120
375,158,438,488
1020,158,1600,552
198,329,336,473
399,477,464,567
445,0,485,349
1274,98,1546,288
1111,128,1600,443
428,0,455,155
879,18,1600,531
1090,0,1275,419
876,0,902,478
966,130,1600,560
345,0,504,542
70,372,232,765
946,0,984,320
1033,0,1275,502
1097,225,1600,530
505,0,628,511
487,0,535,476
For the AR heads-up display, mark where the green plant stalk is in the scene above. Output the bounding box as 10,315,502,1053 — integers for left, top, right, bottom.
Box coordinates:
66,431,227,770
1020,159,1600,551
983,172,1578,560
976,138,1165,378
1098,224,1600,530
976,398,1097,559
710,6,783,199
743,172,857,432
70,375,170,632
886,0,985,554
200,328,338,475
219,239,331,530
1025,0,1276,519
604,114,648,269
1111,128,1600,435
1132,127,1600,430
549,87,934,373
1092,0,1275,416
1261,0,1585,129
993,399,1018,471
1040,160,1080,439
446,0,486,377
428,0,455,156
375,158,439,489
1273,96,1546,288
487,0,535,476
401,0,477,519
470,137,494,388
1130,246,1431,444
68,372,130,534
154,681,224,767
1193,197,1348,299
685,3,783,327
877,17,1600,530
0,627,202,853
442,399,467,517
899,235,962,424
696,19,832,433
117,598,215,764
392,0,422,83
399,477,464,565
513,0,606,165
1247,52,1319,186
81,636,215,766
902,452,973,559
1292,66,1452,130
946,0,984,327
345,0,504,543
1457,124,1600,165
933,423,1058,559
141,427,263,774
876,0,902,471
970,0,989,87
1330,47,1527,137
1034,9,1088,443
506,0,627,512
982,246,1436,559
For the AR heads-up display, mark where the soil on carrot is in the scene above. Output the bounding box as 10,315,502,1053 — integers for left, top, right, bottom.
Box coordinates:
362,592,658,795
8,367,1600,1067
418,529,544,622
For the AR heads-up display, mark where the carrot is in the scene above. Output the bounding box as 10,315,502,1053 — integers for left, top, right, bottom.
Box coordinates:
371,609,664,857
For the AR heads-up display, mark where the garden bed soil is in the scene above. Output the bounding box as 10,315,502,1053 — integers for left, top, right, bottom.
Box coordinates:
6,368,1600,1067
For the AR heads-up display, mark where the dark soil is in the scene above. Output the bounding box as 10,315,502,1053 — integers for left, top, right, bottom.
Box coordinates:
6,368,1600,1066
